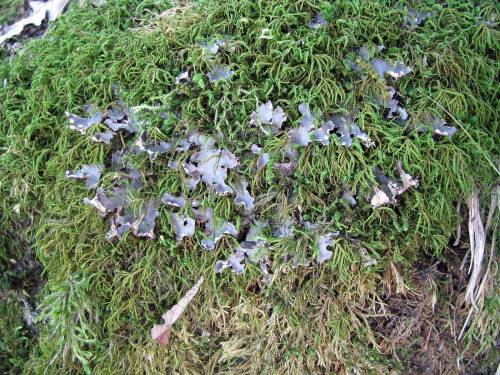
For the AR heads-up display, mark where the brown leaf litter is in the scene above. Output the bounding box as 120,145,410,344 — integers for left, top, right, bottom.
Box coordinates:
0,0,70,44
151,277,204,345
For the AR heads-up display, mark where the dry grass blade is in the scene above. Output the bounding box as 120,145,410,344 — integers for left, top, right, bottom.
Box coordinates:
459,187,498,341
464,191,486,308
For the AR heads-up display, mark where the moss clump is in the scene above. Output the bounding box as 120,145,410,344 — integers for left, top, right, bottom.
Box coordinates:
0,0,24,26
0,292,34,373
0,0,498,373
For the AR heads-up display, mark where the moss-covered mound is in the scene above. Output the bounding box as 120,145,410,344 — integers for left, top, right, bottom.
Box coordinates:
0,0,498,373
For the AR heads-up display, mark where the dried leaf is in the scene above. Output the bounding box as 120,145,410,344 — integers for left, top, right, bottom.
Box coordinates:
289,125,312,147
91,129,115,144
215,222,268,274
83,186,126,217
298,102,314,128
175,71,190,85
161,193,186,208
133,131,171,161
430,116,457,137
251,144,270,171
105,210,134,240
291,257,310,269
122,169,144,191
104,102,137,134
404,8,433,28
259,256,273,284
201,39,234,55
259,28,273,40
65,164,103,189
131,199,160,239
233,178,255,212
207,65,234,83
358,45,370,61
172,213,195,241
330,111,373,147
66,105,103,134
183,135,238,195
151,277,204,345
193,206,214,230
249,101,287,135
370,161,419,208
272,217,294,239
317,232,337,264
370,59,412,79
358,248,377,267
215,251,245,274
312,120,335,146
200,221,237,251
383,87,409,122
347,59,363,72
0,0,71,44
308,13,327,29
342,188,357,207
275,145,299,176
289,103,316,147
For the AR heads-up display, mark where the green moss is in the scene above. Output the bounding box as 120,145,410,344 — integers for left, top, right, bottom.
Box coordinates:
0,0,498,373
0,0,24,26
0,292,34,374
